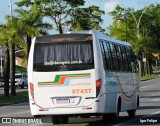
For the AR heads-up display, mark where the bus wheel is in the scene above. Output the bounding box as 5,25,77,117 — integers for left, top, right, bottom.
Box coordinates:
102,114,110,122
111,108,119,122
103,103,120,122
52,116,69,124
51,116,60,124
111,98,121,122
58,116,69,124
127,109,136,118
137,96,140,107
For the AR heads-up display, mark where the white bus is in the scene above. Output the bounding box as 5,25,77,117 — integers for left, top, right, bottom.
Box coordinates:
28,30,140,124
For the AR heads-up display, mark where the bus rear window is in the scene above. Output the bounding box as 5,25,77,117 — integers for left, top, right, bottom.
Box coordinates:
33,34,94,72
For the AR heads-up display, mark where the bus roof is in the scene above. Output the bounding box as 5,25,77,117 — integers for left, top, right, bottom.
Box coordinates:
35,30,131,47
68,30,132,46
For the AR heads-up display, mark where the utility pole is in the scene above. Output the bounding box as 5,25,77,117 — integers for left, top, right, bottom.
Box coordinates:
10,0,13,20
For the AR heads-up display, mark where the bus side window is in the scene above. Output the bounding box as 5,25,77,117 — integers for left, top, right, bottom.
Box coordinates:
129,47,137,73
103,42,113,70
99,40,107,70
113,44,120,71
106,42,114,70
109,43,119,71
125,47,132,72
120,46,129,72
115,44,123,71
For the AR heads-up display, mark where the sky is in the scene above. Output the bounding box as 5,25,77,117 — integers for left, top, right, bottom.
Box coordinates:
0,0,160,34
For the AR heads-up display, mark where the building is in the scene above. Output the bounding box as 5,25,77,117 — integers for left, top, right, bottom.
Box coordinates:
0,47,25,76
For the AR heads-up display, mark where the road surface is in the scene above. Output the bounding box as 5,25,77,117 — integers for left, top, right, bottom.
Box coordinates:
0,77,160,126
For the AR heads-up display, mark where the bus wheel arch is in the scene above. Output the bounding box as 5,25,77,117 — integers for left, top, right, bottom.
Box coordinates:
117,97,121,112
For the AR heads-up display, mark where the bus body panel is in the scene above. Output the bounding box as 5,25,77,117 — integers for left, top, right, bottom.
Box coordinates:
104,71,138,113
32,70,96,108
30,99,105,116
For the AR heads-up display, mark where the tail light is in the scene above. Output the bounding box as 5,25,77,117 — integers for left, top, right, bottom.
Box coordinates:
30,82,34,100
96,79,101,97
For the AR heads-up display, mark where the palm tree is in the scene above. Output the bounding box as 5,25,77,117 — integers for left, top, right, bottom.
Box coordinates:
3,17,25,96
0,3,52,96
15,4,52,59
0,24,10,97
3,46,10,96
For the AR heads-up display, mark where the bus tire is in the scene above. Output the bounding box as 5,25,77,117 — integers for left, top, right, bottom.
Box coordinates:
52,116,69,124
58,116,69,124
137,96,140,107
103,98,121,122
102,114,110,122
112,97,121,122
127,109,136,118
51,116,60,124
112,107,119,122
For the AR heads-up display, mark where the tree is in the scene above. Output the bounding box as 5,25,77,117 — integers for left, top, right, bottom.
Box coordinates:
7,17,26,95
16,0,85,34
108,4,160,76
108,4,160,54
3,46,10,96
0,3,52,96
108,5,138,51
14,4,52,59
0,17,25,96
0,24,10,97
16,0,105,34
9,0,16,96
67,6,105,32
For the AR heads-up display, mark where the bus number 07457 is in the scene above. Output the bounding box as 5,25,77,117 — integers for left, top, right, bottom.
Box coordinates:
72,88,91,94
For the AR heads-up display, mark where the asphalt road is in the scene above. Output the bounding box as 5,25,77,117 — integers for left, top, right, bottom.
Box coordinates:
0,77,160,126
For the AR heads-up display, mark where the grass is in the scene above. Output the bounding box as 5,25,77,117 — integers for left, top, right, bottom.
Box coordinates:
0,66,27,106
0,91,28,106
140,73,159,81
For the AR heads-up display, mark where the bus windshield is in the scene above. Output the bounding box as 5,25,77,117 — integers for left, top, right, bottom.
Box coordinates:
33,34,94,72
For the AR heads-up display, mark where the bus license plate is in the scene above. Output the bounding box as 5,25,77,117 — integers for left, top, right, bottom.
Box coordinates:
56,98,70,104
